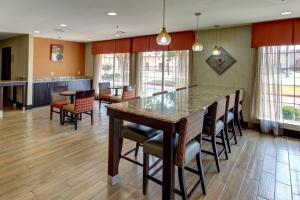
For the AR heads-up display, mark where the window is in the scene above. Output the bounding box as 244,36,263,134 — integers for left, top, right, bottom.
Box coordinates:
100,53,130,86
260,45,300,124
139,50,189,96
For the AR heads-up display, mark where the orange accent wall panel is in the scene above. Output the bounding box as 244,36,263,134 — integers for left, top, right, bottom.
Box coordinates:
33,37,85,78
251,20,294,48
169,31,195,51
294,19,300,44
115,38,132,53
132,36,150,52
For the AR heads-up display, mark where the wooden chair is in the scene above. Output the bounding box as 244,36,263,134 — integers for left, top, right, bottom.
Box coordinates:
119,95,162,167
152,90,168,96
98,82,112,109
62,90,94,130
234,89,245,136
111,85,136,103
176,87,187,91
224,93,238,153
201,97,228,172
143,109,206,199
50,86,70,124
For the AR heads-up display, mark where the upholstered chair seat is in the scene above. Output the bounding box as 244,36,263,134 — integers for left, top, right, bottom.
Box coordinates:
110,95,122,102
51,100,70,108
227,111,234,123
62,104,75,113
122,123,161,144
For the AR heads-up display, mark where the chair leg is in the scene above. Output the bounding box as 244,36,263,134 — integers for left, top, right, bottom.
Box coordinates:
134,143,140,157
224,125,231,153
50,106,53,120
196,153,206,195
119,137,124,157
240,111,246,130
178,167,188,200
91,110,93,125
99,100,101,110
143,153,149,195
231,121,238,144
62,110,65,125
59,108,63,124
220,130,229,160
211,134,220,173
74,114,78,130
236,115,243,136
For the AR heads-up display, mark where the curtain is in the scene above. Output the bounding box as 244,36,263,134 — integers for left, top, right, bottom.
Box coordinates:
135,53,144,97
114,53,130,86
254,46,284,135
93,55,102,98
173,50,189,89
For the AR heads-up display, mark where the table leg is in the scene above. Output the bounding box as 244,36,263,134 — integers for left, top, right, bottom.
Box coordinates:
22,84,27,110
0,86,3,118
108,116,122,185
162,126,176,200
115,89,118,96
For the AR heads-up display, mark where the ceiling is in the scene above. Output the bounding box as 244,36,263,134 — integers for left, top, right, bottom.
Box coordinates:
0,0,299,42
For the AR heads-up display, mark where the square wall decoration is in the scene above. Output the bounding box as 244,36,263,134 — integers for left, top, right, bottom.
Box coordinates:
206,46,236,75
50,44,64,62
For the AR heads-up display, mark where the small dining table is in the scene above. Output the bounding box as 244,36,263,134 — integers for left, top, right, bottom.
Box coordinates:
106,85,239,200
108,86,123,96
59,90,76,103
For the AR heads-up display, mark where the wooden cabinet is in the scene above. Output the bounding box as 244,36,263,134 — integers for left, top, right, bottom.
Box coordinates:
33,79,92,107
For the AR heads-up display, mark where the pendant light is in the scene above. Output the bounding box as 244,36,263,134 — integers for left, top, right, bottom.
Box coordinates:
192,12,203,52
156,0,171,45
212,26,221,56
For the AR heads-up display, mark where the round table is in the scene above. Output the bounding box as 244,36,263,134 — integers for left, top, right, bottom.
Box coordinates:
59,91,76,103
108,86,123,96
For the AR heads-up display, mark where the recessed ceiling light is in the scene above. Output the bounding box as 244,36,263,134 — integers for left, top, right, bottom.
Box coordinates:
87,39,92,41
115,34,121,37
33,30,40,34
107,12,117,16
281,11,292,15
59,24,68,27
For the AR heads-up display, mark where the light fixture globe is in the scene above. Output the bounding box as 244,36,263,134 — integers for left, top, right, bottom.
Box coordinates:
192,40,203,52
156,27,171,45
212,45,221,56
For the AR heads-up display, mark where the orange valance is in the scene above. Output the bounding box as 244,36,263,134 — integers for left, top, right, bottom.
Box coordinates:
251,18,300,48
92,31,195,54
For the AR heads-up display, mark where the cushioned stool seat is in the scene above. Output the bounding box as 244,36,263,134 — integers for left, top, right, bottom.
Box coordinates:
122,123,161,144
203,120,225,135
143,133,201,165
227,111,234,123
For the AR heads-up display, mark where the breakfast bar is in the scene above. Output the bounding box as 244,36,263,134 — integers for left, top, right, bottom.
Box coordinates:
0,80,27,118
106,86,238,200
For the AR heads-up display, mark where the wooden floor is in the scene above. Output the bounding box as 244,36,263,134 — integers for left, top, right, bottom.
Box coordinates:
0,103,300,200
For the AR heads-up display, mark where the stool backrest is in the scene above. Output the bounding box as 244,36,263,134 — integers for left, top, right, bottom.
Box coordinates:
207,97,227,135
177,109,205,167
50,86,68,102
122,85,136,100
234,89,243,113
99,82,111,97
75,90,95,113
227,93,236,111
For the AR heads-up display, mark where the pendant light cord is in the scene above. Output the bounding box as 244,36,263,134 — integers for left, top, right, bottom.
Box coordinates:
196,15,199,40
163,0,166,28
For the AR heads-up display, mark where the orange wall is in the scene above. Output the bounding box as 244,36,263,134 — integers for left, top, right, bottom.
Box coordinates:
33,37,85,77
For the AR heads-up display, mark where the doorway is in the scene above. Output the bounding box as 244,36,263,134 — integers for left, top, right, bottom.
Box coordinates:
1,47,12,101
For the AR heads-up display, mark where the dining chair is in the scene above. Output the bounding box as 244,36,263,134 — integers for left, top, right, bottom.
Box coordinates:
201,97,229,172
152,90,168,96
224,93,238,153
62,90,94,130
98,82,112,109
50,86,70,124
176,87,187,91
111,85,136,103
234,89,244,136
119,96,162,167
143,109,206,199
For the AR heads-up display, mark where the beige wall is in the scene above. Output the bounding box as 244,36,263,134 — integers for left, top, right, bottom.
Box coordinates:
191,25,255,121
0,35,32,104
85,42,94,77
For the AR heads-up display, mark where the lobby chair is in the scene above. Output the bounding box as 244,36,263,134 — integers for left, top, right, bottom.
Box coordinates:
98,82,112,109
111,85,136,103
201,97,229,172
143,109,206,199
62,90,94,130
50,86,70,124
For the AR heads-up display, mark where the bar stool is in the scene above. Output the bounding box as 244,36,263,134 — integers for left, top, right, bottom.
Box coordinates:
143,109,206,199
224,93,238,153
234,89,244,136
201,97,228,172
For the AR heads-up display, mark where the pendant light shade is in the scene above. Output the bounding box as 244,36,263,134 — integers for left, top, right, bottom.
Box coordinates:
212,45,221,56
192,12,203,52
157,0,171,46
